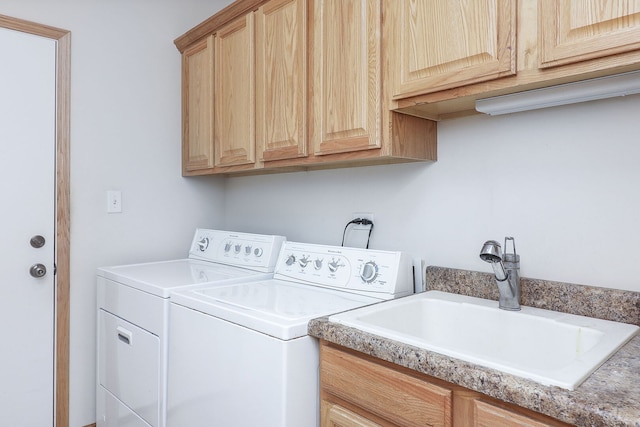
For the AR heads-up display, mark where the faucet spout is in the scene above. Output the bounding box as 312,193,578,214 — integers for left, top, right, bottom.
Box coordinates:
479,237,521,311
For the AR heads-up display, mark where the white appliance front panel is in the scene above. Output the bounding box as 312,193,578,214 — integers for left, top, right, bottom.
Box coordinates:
98,310,160,427
97,259,270,298
170,280,381,340
167,304,318,427
97,387,151,427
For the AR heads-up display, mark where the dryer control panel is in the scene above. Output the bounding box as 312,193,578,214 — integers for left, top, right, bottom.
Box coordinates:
188,229,286,273
273,242,413,299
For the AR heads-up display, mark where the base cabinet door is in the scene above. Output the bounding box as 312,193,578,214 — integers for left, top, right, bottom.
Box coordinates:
474,400,565,427
321,401,383,427
321,343,453,427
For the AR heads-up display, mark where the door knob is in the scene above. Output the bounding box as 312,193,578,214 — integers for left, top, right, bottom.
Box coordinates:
29,263,47,278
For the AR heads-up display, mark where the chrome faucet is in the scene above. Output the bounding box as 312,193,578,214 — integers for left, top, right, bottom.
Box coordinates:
479,237,521,311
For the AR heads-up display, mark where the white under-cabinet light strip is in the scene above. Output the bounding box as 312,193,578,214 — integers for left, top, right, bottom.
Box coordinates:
475,70,640,115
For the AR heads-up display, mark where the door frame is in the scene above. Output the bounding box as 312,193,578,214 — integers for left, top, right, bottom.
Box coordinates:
0,14,71,427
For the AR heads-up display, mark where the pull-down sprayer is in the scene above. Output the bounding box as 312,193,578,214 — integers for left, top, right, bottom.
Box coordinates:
479,237,521,311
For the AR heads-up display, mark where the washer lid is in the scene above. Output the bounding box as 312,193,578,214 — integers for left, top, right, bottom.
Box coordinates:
97,259,270,298
170,279,382,340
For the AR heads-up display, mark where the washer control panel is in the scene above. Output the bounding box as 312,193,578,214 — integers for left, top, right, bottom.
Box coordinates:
188,229,286,273
273,242,413,299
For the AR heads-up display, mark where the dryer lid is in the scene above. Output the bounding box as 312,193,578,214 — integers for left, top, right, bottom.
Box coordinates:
171,279,382,340
97,259,269,298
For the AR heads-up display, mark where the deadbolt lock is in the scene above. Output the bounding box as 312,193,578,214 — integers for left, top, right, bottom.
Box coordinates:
30,235,46,248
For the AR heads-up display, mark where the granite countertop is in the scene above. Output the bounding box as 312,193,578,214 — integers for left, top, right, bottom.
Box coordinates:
308,267,640,427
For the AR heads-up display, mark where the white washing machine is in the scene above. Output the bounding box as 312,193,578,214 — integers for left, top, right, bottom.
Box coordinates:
96,229,286,427
167,241,414,427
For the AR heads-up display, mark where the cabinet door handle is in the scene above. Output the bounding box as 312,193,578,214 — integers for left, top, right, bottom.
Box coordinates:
116,326,132,345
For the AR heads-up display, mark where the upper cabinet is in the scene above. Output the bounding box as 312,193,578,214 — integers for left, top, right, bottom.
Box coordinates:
391,0,640,120
255,0,308,163
176,1,640,174
176,0,436,176
181,35,214,175
388,0,517,99
214,14,256,169
309,0,382,157
539,0,640,68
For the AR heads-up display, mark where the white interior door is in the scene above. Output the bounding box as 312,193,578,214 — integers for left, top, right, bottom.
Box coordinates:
0,27,56,426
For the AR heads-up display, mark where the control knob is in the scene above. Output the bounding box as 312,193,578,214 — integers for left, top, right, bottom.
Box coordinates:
234,244,242,254
299,256,310,268
313,258,323,270
254,247,264,257
328,258,343,273
197,237,210,252
285,255,296,266
245,245,252,256
360,261,379,283
224,242,232,252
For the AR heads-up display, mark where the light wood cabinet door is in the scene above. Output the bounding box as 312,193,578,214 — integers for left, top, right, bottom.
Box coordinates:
388,0,517,99
182,35,214,175
214,14,256,168
310,0,382,157
256,0,307,162
321,344,453,427
321,401,383,427
473,400,566,427
539,0,640,68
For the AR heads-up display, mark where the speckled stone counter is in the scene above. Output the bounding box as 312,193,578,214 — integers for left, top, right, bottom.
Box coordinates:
308,267,640,427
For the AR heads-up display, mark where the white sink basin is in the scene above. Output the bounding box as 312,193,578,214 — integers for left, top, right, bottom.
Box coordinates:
329,290,639,390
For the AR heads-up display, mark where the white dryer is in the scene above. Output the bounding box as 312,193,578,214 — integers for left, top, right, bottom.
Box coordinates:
167,241,414,427
96,229,285,427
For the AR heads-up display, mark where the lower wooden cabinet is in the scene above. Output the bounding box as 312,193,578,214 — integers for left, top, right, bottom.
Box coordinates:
322,401,383,427
320,341,574,427
473,400,565,427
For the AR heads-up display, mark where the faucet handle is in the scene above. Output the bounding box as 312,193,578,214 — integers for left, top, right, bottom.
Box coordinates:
503,237,520,264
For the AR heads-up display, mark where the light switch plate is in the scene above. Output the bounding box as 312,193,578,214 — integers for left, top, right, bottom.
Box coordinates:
107,190,122,213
